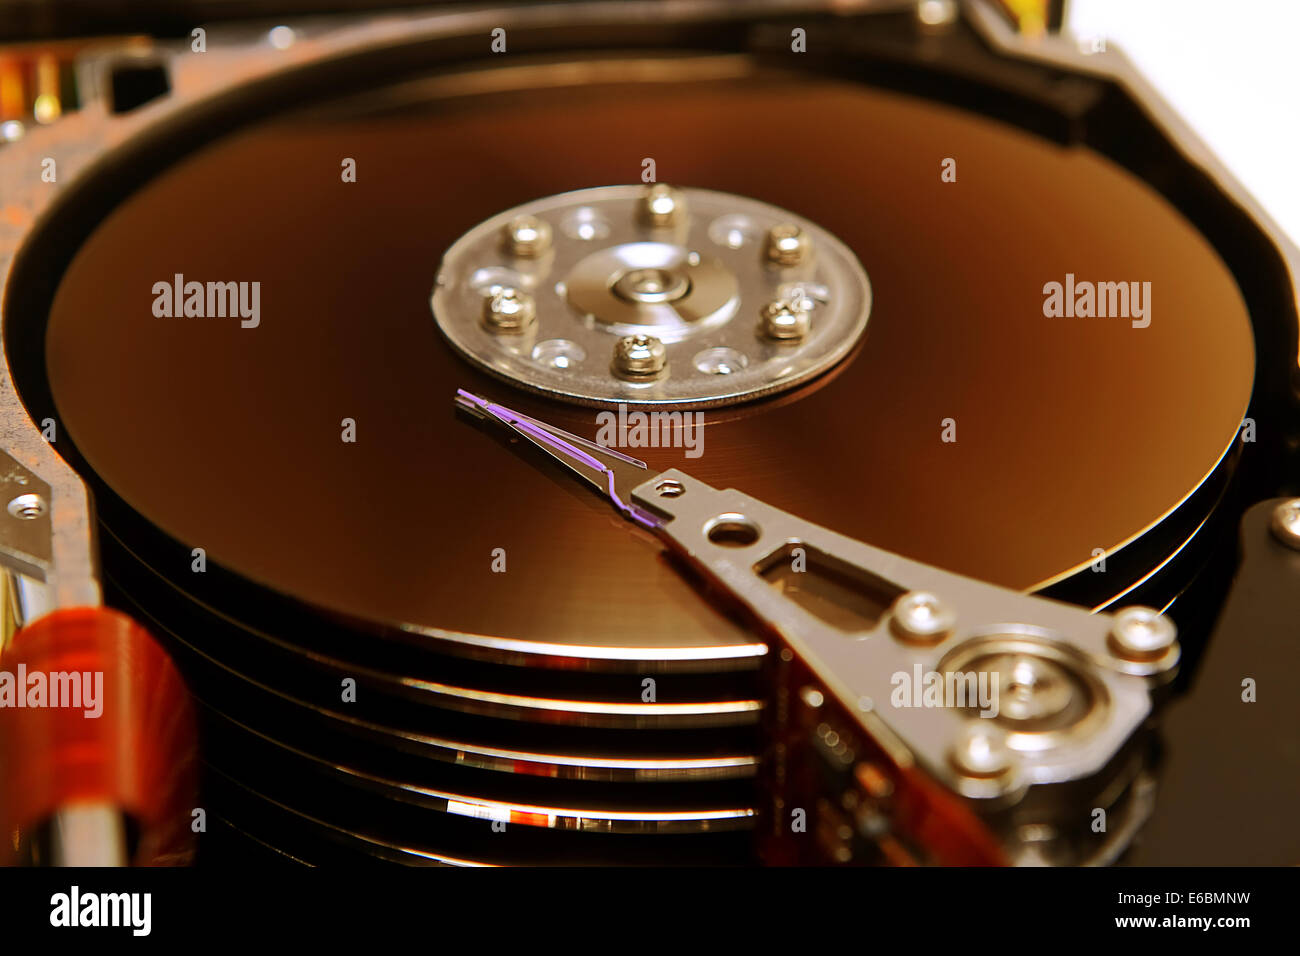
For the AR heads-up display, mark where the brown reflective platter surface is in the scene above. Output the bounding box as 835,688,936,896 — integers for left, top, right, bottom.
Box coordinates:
45,60,1254,658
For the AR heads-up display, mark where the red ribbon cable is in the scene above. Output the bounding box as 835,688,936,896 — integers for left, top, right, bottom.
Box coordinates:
0,607,197,865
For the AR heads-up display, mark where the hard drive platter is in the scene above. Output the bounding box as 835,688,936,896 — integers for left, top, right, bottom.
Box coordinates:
0,0,1297,870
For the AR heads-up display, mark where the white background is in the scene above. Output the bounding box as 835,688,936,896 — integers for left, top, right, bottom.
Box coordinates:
1069,0,1300,245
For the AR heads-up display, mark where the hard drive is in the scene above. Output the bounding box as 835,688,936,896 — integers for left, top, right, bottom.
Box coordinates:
0,0,1296,869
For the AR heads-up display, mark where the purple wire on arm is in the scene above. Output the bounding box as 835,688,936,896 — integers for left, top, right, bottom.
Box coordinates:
455,389,660,529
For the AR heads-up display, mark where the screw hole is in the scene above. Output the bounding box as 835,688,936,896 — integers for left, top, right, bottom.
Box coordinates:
655,480,685,498
705,513,760,548
7,493,46,520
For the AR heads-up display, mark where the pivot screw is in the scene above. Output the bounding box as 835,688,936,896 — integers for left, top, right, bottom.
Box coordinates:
759,291,813,341
995,655,1074,723
1270,498,1300,550
765,223,811,266
640,184,686,228
889,591,956,645
501,215,552,258
950,723,1013,779
482,287,536,333
612,334,667,379
1108,606,1177,664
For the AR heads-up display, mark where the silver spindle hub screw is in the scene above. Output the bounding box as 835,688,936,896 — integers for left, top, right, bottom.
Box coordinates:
765,223,812,266
612,334,667,378
640,184,686,228
759,292,813,341
501,215,553,258
482,287,536,333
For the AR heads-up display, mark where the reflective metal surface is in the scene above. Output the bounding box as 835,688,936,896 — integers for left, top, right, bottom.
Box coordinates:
433,184,872,406
45,64,1254,663
6,0,1279,864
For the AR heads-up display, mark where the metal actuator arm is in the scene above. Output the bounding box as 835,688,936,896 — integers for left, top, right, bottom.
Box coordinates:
632,468,1176,799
